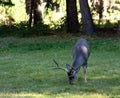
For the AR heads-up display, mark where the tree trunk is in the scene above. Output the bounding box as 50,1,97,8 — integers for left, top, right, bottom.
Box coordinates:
66,0,79,33
79,0,96,36
25,0,43,26
92,0,108,24
102,0,107,21
29,0,34,26
25,0,31,14
117,20,120,37
34,0,43,25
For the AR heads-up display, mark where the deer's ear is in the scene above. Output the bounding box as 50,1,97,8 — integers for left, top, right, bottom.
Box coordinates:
66,64,71,72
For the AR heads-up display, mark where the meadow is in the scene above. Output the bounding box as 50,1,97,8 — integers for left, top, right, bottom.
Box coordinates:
0,36,120,98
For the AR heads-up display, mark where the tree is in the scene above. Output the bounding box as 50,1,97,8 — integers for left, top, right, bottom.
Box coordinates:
0,0,14,24
66,0,79,33
101,0,107,21
79,0,96,36
92,0,114,24
25,0,43,26
0,0,14,6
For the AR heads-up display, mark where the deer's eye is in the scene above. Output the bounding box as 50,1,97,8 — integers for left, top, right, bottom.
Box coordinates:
71,70,75,75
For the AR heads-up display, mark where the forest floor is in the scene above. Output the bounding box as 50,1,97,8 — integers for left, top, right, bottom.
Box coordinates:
98,27,120,38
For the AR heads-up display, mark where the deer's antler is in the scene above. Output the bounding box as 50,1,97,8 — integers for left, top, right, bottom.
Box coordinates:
53,59,68,72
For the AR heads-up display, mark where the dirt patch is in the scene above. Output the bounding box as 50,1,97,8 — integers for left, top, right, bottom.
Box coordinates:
97,27,120,38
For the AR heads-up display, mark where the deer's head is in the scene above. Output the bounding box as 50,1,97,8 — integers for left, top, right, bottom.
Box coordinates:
53,59,79,84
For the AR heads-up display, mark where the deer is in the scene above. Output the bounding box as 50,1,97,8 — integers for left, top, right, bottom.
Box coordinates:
53,39,90,84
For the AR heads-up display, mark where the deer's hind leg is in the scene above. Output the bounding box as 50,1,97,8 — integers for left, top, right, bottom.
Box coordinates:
83,65,87,83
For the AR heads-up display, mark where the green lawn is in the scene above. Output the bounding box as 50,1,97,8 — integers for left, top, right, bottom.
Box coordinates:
0,36,120,98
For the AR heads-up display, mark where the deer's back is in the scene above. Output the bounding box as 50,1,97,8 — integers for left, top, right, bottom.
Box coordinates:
73,39,90,62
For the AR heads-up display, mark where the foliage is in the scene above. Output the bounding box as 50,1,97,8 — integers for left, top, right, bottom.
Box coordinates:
0,0,28,24
0,37,120,97
9,0,28,23
27,23,51,36
0,22,51,37
45,0,61,11
0,0,14,6
0,0,120,37
90,0,120,22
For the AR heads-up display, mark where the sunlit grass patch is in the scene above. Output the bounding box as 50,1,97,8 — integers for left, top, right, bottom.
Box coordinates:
0,92,117,98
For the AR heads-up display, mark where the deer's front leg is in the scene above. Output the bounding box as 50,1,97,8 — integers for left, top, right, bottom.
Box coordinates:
83,65,87,83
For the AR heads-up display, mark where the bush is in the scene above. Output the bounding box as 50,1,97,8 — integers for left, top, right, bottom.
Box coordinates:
0,22,51,37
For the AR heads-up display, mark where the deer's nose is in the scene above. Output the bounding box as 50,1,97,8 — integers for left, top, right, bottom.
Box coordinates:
69,82,74,85
69,80,75,85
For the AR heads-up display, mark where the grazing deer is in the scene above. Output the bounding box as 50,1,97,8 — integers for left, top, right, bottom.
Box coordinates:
53,39,90,84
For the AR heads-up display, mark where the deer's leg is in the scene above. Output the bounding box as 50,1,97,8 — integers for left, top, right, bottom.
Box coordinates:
83,65,87,82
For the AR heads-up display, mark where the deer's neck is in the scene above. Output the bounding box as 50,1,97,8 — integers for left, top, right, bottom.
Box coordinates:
72,57,84,70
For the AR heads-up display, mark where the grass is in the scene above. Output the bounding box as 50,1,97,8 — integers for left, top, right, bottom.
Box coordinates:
0,36,120,98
